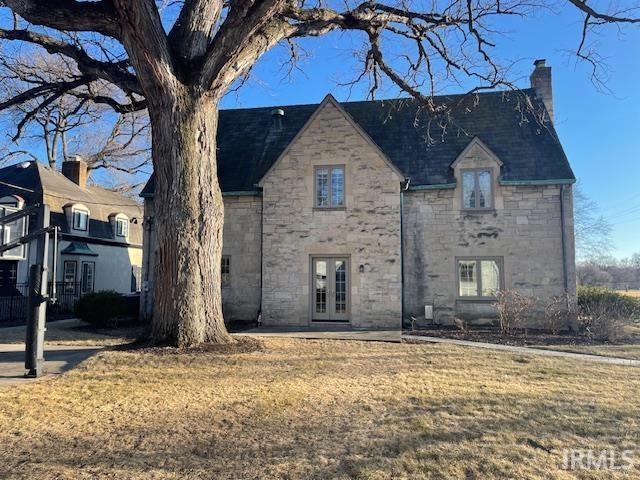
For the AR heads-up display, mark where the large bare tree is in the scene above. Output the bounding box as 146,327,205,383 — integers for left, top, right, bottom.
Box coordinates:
0,0,637,346
0,53,150,187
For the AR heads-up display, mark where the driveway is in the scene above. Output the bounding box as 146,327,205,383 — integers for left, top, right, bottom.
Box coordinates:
0,343,101,388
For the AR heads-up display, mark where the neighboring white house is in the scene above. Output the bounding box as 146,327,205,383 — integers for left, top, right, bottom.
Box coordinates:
0,157,143,321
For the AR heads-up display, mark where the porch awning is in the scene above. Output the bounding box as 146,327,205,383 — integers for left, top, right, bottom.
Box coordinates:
60,241,98,256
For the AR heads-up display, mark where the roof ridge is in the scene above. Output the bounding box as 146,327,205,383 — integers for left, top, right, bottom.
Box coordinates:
220,88,537,113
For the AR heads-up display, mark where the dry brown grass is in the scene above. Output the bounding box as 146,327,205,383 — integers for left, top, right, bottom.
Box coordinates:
618,290,640,299
0,338,638,479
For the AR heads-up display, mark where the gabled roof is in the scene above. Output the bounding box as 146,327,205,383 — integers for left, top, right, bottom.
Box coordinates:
0,161,143,245
140,89,575,197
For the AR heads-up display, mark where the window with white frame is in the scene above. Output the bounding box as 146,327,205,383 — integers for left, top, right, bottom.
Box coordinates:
116,216,129,237
315,165,345,208
63,261,77,294
72,208,89,231
457,257,502,298
461,169,493,210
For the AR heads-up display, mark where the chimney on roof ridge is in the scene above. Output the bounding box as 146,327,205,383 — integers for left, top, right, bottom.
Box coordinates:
530,59,553,122
62,155,88,189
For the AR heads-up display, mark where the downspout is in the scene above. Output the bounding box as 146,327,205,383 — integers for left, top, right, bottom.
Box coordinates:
258,187,264,325
400,178,410,329
559,184,568,294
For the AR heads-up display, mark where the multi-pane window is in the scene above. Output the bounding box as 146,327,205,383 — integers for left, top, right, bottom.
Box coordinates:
116,217,129,237
72,208,89,231
81,262,95,294
457,257,502,298
315,166,345,208
63,261,77,294
462,169,492,210
221,256,231,286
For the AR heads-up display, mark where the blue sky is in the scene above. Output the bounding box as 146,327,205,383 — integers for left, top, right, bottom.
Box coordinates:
219,6,640,259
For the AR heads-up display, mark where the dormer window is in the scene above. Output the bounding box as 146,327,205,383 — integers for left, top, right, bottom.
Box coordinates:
462,169,493,210
72,208,89,231
116,216,129,237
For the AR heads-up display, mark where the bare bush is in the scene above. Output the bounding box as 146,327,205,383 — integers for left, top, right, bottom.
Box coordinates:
577,287,639,341
494,291,536,336
543,294,578,335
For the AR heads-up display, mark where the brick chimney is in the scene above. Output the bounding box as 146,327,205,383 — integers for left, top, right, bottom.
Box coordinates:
62,155,88,189
530,59,553,122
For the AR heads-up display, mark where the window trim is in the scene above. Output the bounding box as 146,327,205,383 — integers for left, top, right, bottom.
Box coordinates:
72,207,89,231
63,260,77,294
313,165,346,209
455,256,504,300
115,216,129,238
221,255,231,287
460,168,494,212
81,261,95,294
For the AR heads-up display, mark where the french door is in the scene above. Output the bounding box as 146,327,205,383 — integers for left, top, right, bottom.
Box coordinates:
311,257,349,322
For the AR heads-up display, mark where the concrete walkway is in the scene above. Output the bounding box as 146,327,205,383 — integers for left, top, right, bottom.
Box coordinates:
0,343,101,388
404,334,640,366
236,326,401,342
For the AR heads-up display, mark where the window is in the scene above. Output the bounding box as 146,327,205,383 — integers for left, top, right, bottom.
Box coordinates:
457,257,502,298
63,261,77,294
221,256,230,286
116,217,129,237
81,262,95,294
315,165,345,208
72,208,89,231
462,169,492,210
131,265,142,292
0,204,27,259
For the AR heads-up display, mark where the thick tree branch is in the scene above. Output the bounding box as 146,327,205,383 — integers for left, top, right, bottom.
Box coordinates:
168,0,224,70
0,28,141,95
3,0,121,38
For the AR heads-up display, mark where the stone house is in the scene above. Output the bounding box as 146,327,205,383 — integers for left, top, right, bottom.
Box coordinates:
0,157,143,302
140,60,576,329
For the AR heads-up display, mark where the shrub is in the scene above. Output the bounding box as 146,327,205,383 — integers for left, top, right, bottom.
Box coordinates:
542,294,577,335
577,286,640,341
494,290,536,335
74,291,138,328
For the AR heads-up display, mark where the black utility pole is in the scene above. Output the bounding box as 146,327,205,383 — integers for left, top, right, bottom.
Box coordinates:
24,204,50,377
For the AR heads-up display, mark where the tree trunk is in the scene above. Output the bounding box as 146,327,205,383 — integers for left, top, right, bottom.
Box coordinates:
148,88,233,346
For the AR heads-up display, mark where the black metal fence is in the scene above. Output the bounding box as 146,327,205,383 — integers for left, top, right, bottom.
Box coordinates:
0,282,84,326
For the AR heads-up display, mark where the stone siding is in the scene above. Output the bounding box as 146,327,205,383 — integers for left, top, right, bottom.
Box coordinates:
260,99,402,328
402,183,576,325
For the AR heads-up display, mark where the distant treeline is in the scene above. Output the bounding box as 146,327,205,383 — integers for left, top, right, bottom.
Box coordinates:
577,254,640,290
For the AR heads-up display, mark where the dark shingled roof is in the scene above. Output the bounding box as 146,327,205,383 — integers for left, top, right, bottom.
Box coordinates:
0,161,143,245
140,89,574,196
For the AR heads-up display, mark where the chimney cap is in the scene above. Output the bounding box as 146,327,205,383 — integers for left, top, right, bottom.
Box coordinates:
533,59,547,67
64,154,85,163
270,108,285,117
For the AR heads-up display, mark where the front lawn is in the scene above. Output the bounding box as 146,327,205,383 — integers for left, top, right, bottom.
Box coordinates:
0,338,638,479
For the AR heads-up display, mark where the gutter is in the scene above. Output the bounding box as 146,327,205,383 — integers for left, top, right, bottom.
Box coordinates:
140,189,260,198
500,179,576,186
406,179,576,191
400,178,410,329
560,184,569,294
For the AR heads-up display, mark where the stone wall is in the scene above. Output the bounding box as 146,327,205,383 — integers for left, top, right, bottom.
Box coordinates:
260,99,403,328
402,183,576,326
220,195,262,321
